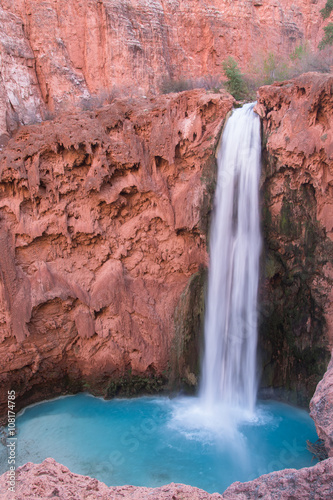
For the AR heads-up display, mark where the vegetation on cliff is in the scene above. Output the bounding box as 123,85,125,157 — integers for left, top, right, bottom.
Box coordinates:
318,0,333,49
159,44,332,103
221,57,248,101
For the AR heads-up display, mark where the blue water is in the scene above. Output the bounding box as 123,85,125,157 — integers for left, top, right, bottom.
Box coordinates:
0,394,318,494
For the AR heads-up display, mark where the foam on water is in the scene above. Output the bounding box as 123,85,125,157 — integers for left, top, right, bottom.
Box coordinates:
168,397,254,443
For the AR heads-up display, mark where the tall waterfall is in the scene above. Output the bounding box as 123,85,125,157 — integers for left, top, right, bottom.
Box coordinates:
200,103,261,413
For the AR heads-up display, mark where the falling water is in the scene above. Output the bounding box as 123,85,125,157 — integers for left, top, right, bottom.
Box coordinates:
200,103,261,413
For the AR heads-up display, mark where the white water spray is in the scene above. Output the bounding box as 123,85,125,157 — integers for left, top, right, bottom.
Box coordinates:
200,103,261,414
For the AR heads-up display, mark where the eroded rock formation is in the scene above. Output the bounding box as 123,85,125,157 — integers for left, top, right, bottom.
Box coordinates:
222,456,333,499
255,72,333,405
0,0,330,137
0,89,233,420
1,457,333,499
310,354,333,457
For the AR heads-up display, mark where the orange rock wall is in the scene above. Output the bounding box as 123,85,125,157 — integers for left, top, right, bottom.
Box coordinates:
0,89,233,419
256,72,333,404
0,0,329,137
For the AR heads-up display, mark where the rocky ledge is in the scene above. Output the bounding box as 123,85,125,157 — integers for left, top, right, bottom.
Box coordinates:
0,457,333,499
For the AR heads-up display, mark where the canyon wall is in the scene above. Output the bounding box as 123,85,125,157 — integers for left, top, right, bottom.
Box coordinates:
255,72,333,405
0,0,330,139
0,89,233,420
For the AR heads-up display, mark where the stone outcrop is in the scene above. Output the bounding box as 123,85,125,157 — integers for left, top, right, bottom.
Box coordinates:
222,456,333,499
0,458,223,500
0,89,233,420
0,0,330,136
1,457,333,499
310,353,333,457
255,72,333,405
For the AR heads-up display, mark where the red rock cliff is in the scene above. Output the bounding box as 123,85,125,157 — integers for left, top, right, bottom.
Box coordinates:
0,0,330,138
255,72,333,411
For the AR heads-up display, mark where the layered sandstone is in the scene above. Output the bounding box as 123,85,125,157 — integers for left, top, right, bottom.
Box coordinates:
0,89,233,420
0,0,330,136
255,72,333,404
1,457,333,499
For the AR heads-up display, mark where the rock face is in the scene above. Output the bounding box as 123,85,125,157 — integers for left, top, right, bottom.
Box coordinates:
1,457,333,499
310,353,333,457
0,458,224,500
0,89,233,420
255,72,333,405
0,6,44,142
0,0,329,136
222,456,333,499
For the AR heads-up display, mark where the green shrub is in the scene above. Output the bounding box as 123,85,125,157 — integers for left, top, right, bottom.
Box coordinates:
320,0,333,19
251,51,291,85
319,1,333,49
290,43,309,62
319,23,333,49
222,57,248,100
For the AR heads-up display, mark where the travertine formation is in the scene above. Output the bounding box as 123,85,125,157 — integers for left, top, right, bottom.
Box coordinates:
310,354,333,457
222,456,333,499
0,89,233,419
0,0,330,137
1,457,333,499
255,72,333,404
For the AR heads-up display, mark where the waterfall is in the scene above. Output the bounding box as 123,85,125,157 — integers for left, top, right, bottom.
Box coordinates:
200,102,261,414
